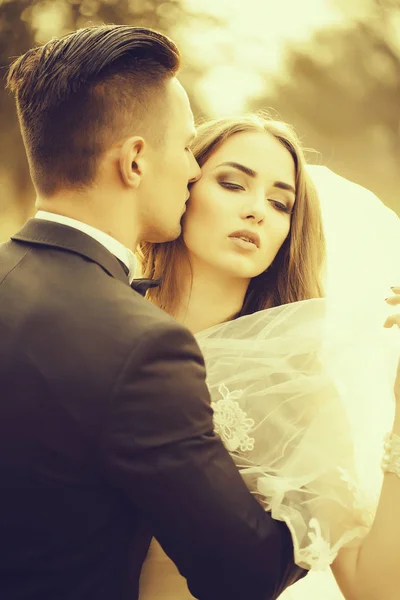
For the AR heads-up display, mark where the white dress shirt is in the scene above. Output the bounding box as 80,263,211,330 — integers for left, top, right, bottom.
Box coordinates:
35,211,137,283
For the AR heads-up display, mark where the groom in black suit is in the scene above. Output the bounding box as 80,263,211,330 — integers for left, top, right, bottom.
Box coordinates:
0,25,305,599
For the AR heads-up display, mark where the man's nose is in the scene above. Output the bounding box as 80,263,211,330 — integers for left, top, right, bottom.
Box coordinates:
189,154,201,183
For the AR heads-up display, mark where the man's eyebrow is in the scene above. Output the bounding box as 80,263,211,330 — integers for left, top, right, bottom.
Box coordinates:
216,161,296,195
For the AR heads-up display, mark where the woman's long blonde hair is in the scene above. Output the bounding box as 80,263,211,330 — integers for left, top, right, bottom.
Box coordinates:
137,113,326,317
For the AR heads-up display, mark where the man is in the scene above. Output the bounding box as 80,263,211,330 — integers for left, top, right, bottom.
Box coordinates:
0,25,305,599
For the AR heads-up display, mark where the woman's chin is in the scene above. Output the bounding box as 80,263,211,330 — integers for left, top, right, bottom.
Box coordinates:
219,258,265,280
214,263,260,281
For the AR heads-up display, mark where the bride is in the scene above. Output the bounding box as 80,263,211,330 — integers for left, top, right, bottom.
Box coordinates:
137,114,400,600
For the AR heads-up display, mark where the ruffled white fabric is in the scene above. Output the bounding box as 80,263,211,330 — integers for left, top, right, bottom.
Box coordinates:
139,298,397,599
306,165,400,332
195,298,398,571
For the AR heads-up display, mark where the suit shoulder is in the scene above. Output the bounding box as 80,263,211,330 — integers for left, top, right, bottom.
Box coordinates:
92,279,200,358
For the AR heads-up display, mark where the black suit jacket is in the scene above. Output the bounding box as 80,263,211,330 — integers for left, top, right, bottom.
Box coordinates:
0,219,305,600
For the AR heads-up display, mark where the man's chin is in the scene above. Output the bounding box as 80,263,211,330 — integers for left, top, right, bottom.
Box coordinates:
141,223,182,244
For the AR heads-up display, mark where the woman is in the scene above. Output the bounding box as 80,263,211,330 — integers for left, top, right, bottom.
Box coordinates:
137,114,400,600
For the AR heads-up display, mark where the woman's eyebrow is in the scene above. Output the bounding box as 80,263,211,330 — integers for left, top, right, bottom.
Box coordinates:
273,181,296,195
216,161,256,178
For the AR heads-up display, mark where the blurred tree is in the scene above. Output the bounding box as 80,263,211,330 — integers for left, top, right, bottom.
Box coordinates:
0,0,217,232
249,0,400,214
0,0,36,221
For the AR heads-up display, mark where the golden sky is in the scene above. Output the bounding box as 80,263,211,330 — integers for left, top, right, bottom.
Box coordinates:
181,0,348,114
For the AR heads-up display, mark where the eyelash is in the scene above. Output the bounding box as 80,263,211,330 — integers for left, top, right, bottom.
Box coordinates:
219,182,293,215
219,182,244,191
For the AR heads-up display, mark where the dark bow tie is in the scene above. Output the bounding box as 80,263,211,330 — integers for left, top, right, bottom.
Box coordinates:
114,257,162,297
131,277,163,296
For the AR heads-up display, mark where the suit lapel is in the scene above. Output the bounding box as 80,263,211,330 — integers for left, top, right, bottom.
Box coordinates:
12,218,129,285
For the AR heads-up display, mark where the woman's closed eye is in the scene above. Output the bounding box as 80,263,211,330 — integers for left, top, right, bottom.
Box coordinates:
219,181,245,191
268,200,293,215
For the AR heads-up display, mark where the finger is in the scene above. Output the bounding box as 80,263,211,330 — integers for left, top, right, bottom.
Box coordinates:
385,295,400,306
391,286,400,294
384,314,400,328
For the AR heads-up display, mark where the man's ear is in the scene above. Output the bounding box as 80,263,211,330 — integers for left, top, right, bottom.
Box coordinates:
119,136,145,189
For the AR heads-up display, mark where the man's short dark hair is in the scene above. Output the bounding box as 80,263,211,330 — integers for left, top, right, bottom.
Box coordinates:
7,25,180,196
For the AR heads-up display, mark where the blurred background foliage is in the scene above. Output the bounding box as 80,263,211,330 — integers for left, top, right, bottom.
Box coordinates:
0,0,399,241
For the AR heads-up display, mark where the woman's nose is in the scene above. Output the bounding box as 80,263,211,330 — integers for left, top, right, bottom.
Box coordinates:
244,193,267,223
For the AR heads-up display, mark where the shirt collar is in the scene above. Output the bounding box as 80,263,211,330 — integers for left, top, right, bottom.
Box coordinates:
35,211,136,282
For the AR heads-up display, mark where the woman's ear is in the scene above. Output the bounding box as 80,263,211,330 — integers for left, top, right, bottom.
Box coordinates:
119,136,145,189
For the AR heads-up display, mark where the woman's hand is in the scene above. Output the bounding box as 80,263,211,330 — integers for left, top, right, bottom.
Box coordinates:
385,286,400,328
385,286,400,403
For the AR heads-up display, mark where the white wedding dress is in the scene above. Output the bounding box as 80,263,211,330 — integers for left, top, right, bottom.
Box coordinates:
139,166,400,600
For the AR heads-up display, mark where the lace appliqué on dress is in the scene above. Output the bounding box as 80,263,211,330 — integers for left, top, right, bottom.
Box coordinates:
301,518,337,571
211,383,255,453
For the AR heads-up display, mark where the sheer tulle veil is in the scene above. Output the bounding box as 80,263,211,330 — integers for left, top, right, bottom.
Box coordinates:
307,165,399,329
194,166,400,598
